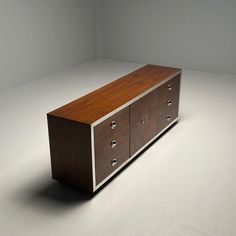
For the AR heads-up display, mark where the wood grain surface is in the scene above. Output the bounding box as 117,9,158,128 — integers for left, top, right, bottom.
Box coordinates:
130,75,180,155
48,65,181,124
47,115,94,192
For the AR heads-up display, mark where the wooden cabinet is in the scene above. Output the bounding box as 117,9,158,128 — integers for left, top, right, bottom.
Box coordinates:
47,65,181,192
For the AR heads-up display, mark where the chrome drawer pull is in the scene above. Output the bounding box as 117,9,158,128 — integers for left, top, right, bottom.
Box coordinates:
141,118,149,124
110,121,117,129
168,84,172,91
166,115,171,121
111,140,117,148
111,159,117,167
167,100,172,106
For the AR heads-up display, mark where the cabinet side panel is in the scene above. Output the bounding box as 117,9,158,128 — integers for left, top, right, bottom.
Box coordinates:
47,115,93,192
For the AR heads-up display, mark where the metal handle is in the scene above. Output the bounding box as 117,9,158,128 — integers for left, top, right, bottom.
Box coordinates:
166,115,171,121
141,118,149,124
111,140,117,148
110,121,117,129
168,84,172,91
167,100,172,106
111,159,117,167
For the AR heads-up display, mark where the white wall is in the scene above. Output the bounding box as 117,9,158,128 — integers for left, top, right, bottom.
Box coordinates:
0,0,95,90
99,0,236,74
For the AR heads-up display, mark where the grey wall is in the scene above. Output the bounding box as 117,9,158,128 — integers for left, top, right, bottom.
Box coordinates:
0,0,95,90
99,0,236,74
1,0,235,90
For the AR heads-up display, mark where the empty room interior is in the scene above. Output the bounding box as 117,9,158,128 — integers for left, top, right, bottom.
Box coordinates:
0,0,235,236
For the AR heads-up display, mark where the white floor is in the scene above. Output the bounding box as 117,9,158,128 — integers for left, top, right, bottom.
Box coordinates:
0,60,235,236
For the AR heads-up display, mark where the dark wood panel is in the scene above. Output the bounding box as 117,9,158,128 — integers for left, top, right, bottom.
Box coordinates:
155,92,179,118
157,75,180,103
95,124,129,185
95,125,129,158
47,115,93,192
155,74,181,103
94,107,129,139
48,65,181,124
130,89,159,156
154,75,180,117
130,75,180,156
156,105,179,133
94,107,130,184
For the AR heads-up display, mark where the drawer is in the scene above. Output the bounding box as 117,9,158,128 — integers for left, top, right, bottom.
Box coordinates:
94,107,129,139
143,74,180,113
94,107,129,185
155,91,180,118
157,105,179,133
95,125,129,157
154,74,180,104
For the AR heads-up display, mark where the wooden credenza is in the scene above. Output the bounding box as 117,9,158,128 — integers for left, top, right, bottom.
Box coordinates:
47,65,181,192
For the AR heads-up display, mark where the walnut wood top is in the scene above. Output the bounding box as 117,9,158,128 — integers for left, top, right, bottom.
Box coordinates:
48,65,181,124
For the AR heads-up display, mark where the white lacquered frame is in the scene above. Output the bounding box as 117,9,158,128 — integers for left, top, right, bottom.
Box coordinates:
90,71,181,192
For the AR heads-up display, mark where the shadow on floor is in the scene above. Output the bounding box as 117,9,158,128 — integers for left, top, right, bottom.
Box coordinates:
13,121,178,214
31,180,94,203
12,172,95,215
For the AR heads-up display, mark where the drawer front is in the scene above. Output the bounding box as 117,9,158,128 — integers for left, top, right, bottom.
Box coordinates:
94,107,129,185
157,74,180,102
94,107,129,138
157,105,179,133
142,74,180,117
151,74,180,106
155,91,179,118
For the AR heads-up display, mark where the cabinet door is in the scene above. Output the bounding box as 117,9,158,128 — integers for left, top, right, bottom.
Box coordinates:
130,91,159,156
